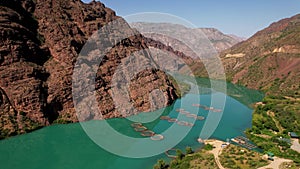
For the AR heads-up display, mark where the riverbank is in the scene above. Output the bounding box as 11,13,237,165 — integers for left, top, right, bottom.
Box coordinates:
206,139,293,169
156,138,293,169
204,139,227,169
246,95,300,163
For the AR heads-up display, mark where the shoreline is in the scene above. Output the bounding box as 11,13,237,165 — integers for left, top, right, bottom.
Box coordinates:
203,139,295,169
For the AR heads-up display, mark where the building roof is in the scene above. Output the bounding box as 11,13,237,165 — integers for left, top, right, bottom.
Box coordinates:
267,152,274,157
290,132,299,138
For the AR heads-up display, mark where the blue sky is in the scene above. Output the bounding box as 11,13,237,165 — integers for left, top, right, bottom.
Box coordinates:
82,0,300,38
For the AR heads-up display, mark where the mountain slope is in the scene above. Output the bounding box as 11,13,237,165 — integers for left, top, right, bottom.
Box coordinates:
220,14,300,163
221,14,300,95
0,0,178,138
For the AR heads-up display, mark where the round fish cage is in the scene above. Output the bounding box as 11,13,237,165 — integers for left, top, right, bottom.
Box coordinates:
197,116,205,120
186,122,194,127
212,109,222,112
179,111,190,115
175,108,184,112
176,121,189,126
141,130,155,137
186,113,197,118
168,118,178,123
160,116,171,120
150,134,164,141
134,126,147,132
131,122,143,128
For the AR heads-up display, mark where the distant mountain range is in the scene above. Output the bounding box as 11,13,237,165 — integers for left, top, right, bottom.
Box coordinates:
131,22,244,56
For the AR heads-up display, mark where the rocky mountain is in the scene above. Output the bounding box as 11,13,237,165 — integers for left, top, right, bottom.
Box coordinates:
199,28,244,52
130,22,243,57
221,14,300,95
0,0,178,138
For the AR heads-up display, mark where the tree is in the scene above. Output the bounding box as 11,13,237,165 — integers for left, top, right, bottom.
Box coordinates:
185,146,193,154
176,149,185,160
204,144,214,150
153,159,168,169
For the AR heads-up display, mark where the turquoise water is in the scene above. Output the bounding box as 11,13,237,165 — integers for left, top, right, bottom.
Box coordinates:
0,83,263,169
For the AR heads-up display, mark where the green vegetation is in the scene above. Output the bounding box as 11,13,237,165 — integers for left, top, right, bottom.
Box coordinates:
279,161,300,169
153,159,168,169
220,144,269,169
246,95,300,163
203,143,214,150
0,111,42,139
176,149,185,160
185,146,193,155
153,147,217,169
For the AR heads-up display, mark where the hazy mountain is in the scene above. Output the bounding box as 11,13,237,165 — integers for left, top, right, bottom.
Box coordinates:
130,22,243,56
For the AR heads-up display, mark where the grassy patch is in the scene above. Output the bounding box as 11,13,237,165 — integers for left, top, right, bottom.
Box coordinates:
153,148,217,169
220,144,269,169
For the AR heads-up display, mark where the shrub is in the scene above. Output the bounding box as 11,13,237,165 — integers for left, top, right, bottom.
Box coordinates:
185,146,193,154
153,159,168,169
176,149,185,160
203,144,214,150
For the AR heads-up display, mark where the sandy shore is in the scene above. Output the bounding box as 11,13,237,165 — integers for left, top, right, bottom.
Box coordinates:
204,139,227,169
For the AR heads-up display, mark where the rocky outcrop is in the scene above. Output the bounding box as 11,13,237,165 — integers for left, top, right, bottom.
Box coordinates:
0,0,50,138
0,0,178,138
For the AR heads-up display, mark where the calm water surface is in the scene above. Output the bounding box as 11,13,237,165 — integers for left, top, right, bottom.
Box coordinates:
0,79,263,169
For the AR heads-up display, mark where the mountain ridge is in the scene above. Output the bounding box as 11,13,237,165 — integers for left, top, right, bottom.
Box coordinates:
221,13,300,95
130,22,243,54
0,0,179,138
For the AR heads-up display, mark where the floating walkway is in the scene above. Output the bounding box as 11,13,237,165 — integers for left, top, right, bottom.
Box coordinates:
231,136,257,150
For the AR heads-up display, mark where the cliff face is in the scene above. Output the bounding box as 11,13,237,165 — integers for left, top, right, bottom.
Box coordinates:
0,0,178,138
221,14,300,95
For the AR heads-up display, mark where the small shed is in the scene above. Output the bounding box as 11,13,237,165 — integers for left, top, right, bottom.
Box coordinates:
289,132,299,139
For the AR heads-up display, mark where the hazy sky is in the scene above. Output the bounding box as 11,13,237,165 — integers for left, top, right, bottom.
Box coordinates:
82,0,300,38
